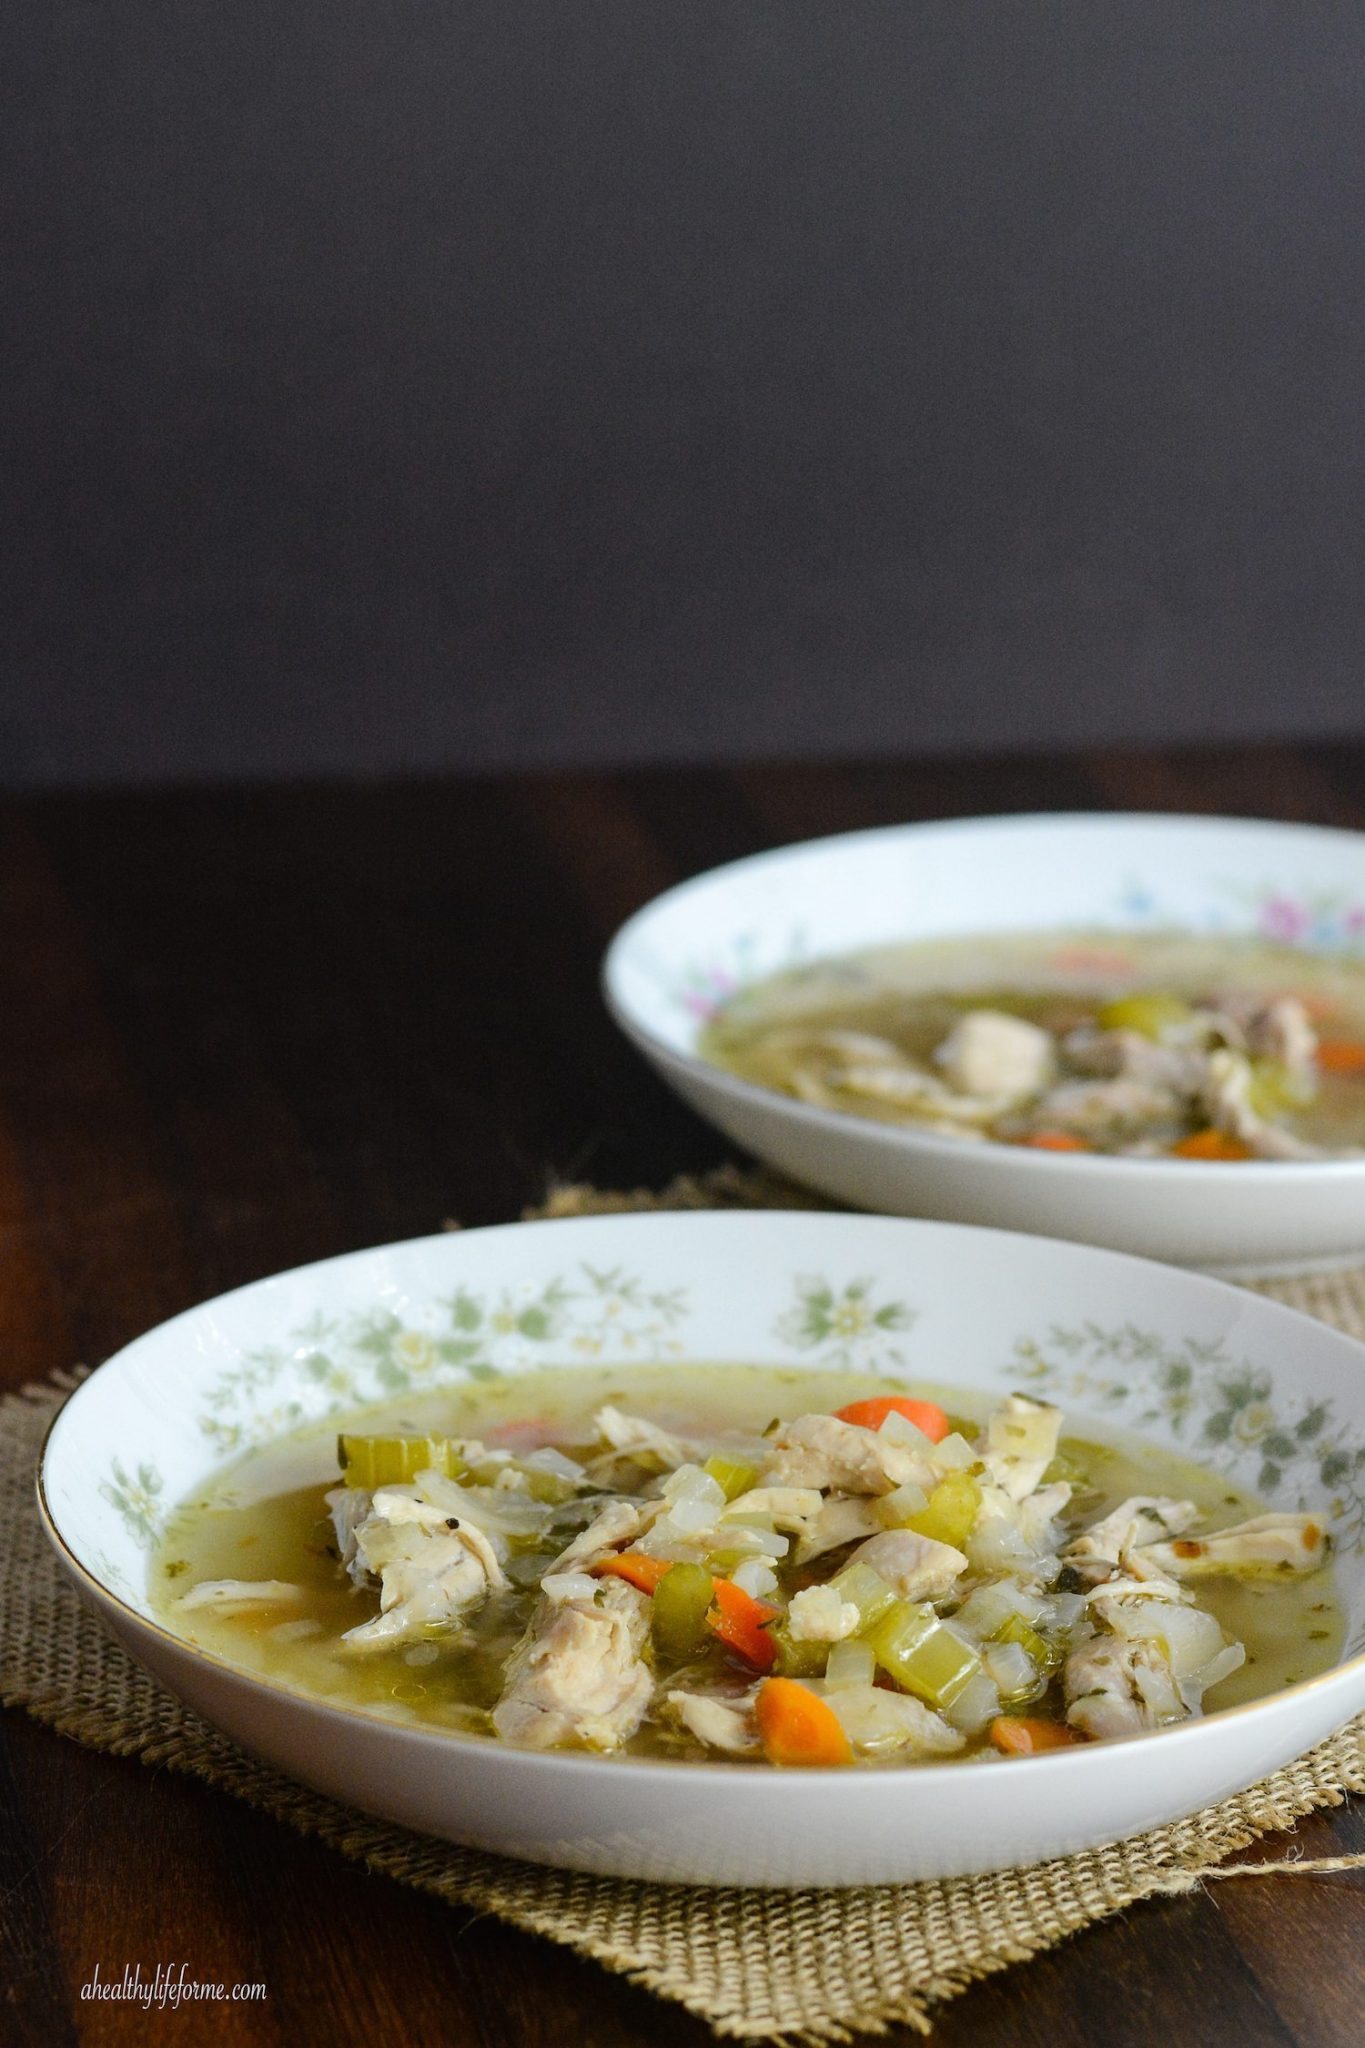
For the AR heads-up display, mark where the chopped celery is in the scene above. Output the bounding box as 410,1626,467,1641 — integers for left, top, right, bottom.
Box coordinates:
826,1561,898,1633
1097,991,1190,1040
876,1480,930,1528
704,1454,760,1502
771,1622,830,1680
953,1580,1046,1641
825,1639,877,1691
866,1600,982,1709
904,1473,982,1549
992,1612,1063,1675
651,1563,715,1662
337,1435,465,1488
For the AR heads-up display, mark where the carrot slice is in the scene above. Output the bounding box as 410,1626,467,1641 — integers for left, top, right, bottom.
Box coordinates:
590,1553,673,1595
1171,1129,1253,1161
1317,1039,1365,1076
1019,1131,1091,1153
707,1577,780,1671
832,1395,950,1443
990,1715,1082,1755
756,1677,853,1767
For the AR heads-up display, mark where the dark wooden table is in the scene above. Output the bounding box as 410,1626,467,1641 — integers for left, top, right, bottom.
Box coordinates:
2,742,1363,2048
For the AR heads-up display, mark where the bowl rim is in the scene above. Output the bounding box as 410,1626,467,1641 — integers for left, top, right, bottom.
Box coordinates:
601,809,1365,1186
38,1209,1365,1787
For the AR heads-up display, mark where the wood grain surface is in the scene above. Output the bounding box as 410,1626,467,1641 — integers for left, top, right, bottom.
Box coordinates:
1,744,1362,2046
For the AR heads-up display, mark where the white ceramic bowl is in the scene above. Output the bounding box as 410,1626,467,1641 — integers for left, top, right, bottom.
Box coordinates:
40,1210,1365,1887
603,812,1365,1273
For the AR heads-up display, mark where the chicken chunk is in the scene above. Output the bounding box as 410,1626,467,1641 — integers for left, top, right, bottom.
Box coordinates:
847,1528,968,1602
981,1394,1062,1502
793,1493,884,1563
1139,1511,1329,1580
1064,1635,1178,1738
1199,1050,1326,1160
763,1414,936,1496
551,1498,647,1573
591,1406,695,1472
934,1010,1055,1100
1214,993,1318,1079
492,1575,653,1751
330,1478,508,1650
665,1690,759,1755
178,1578,307,1612
1064,1496,1201,1583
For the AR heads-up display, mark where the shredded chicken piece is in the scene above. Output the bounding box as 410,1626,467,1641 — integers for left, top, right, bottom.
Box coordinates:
666,1690,759,1754
1214,993,1318,1078
847,1529,967,1602
763,1413,935,1496
326,1484,373,1584
794,1493,885,1563
551,1499,646,1573
934,1010,1055,1100
1064,1634,1179,1738
1064,1496,1201,1583
330,1477,508,1650
1139,1511,1329,1579
1017,1480,1072,1550
592,1406,695,1471
492,1576,653,1751
982,1394,1062,1502
1199,1049,1326,1160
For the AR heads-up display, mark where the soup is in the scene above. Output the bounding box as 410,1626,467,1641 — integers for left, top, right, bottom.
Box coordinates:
152,1362,1340,1768
702,929,1365,1159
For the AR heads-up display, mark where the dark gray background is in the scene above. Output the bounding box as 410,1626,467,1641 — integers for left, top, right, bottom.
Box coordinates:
5,3,1365,785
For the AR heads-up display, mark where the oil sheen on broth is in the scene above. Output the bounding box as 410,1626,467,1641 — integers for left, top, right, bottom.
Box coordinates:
151,1364,1344,1762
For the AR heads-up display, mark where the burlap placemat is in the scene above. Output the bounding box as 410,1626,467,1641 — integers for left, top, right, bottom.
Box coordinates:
4,1169,1363,2044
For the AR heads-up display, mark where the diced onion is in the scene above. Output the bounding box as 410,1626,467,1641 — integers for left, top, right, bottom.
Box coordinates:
941,1669,1001,1734
930,1432,977,1471
731,1560,779,1600
825,1640,877,1690
662,1465,726,1509
878,1411,935,1452
876,1481,929,1527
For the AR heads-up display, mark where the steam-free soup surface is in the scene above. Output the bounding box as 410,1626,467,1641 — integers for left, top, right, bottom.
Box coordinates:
703,929,1365,1158
153,1364,1341,1767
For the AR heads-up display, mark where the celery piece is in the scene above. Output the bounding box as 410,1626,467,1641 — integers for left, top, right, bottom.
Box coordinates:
827,1561,899,1633
771,1623,830,1680
651,1562,716,1663
1096,991,1190,1040
991,1611,1063,1675
703,1454,759,1502
867,1600,982,1709
904,1473,982,1550
337,1435,464,1488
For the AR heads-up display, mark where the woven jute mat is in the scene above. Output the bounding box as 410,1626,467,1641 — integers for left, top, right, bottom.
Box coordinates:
4,1168,1364,2044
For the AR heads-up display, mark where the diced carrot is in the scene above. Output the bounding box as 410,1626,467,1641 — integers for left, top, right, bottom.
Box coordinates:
590,1553,673,1595
832,1395,950,1443
1171,1129,1253,1161
707,1577,780,1671
1317,1039,1365,1076
755,1677,853,1767
1019,1132,1091,1153
483,1417,560,1451
990,1715,1082,1755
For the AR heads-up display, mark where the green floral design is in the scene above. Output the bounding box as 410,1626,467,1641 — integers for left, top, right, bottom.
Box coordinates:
192,1265,690,1456
99,1459,166,1547
775,1275,915,1373
1013,1321,1365,1550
